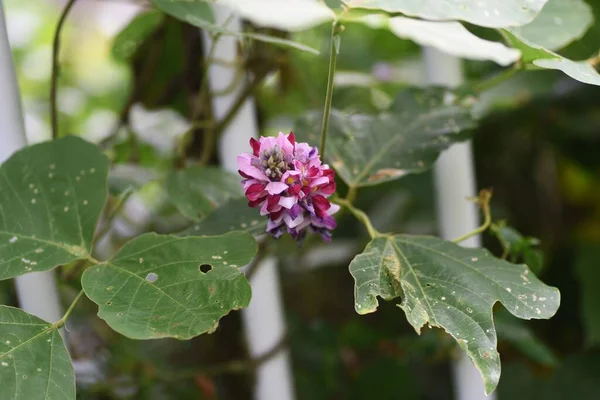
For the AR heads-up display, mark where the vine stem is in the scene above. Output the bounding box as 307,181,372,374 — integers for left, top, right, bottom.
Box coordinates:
319,21,342,159
55,289,85,329
452,189,493,244
50,0,79,140
160,333,287,380
475,65,519,93
334,197,379,239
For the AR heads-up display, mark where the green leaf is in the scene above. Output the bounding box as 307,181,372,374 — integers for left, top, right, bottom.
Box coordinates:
502,30,600,86
112,10,164,62
152,0,214,25
509,0,594,51
0,136,108,280
387,17,520,66
349,234,560,394
81,232,255,340
295,88,476,187
352,15,520,66
217,0,335,31
0,306,75,400
166,166,243,222
179,198,267,237
574,246,600,347
344,0,550,28
495,308,557,366
152,0,321,54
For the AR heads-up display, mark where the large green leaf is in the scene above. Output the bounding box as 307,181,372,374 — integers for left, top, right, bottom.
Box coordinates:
352,15,520,65
0,137,108,280
166,166,243,222
349,234,560,394
0,307,75,400
503,30,600,86
509,0,593,51
217,0,335,31
152,0,321,54
81,232,255,340
295,88,476,187
112,10,164,62
344,0,549,28
179,198,267,237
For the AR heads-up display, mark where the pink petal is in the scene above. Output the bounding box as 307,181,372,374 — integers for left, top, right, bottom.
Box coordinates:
266,182,288,195
277,132,294,155
309,177,329,188
327,203,340,215
259,136,277,152
278,196,298,209
237,154,269,181
284,212,304,228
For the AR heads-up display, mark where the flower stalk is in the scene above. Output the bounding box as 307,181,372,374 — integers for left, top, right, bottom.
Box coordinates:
319,21,342,159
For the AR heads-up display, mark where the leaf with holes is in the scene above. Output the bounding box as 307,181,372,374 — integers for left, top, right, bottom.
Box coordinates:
179,198,267,237
295,88,476,187
81,231,255,340
166,166,243,222
502,30,600,86
349,234,560,394
0,136,108,280
344,0,549,28
152,0,321,54
112,10,164,62
0,306,75,400
508,0,593,51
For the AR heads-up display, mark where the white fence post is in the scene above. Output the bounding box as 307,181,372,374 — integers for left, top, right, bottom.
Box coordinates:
0,1,63,324
424,47,495,400
201,7,295,400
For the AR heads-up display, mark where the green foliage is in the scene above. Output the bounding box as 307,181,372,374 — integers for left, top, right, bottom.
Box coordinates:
509,0,594,51
296,88,475,187
491,223,544,274
502,31,600,86
81,232,255,340
0,137,108,280
166,166,243,221
179,198,267,237
0,307,74,400
344,0,549,28
151,0,322,54
349,234,560,394
112,11,165,63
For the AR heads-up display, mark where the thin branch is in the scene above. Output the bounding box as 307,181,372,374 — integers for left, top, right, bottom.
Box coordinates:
55,289,85,328
212,67,270,139
475,65,520,93
452,189,493,244
334,196,380,239
319,21,342,159
50,0,79,139
160,332,288,380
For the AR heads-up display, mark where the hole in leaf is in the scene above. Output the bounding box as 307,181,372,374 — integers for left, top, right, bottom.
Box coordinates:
199,264,212,273
106,301,112,306
145,272,159,283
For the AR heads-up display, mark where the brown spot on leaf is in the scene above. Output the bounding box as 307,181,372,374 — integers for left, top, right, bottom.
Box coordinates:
368,168,408,182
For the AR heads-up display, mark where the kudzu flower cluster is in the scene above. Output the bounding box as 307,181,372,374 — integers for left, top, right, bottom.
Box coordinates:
237,132,338,242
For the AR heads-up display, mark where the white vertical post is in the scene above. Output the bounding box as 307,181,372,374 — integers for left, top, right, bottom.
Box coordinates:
424,47,495,400
0,2,63,323
201,8,295,400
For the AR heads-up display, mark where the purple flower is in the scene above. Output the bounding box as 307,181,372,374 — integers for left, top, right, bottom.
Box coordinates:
237,132,339,242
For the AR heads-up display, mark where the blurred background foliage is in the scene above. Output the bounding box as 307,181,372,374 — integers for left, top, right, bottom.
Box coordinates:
2,0,600,398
